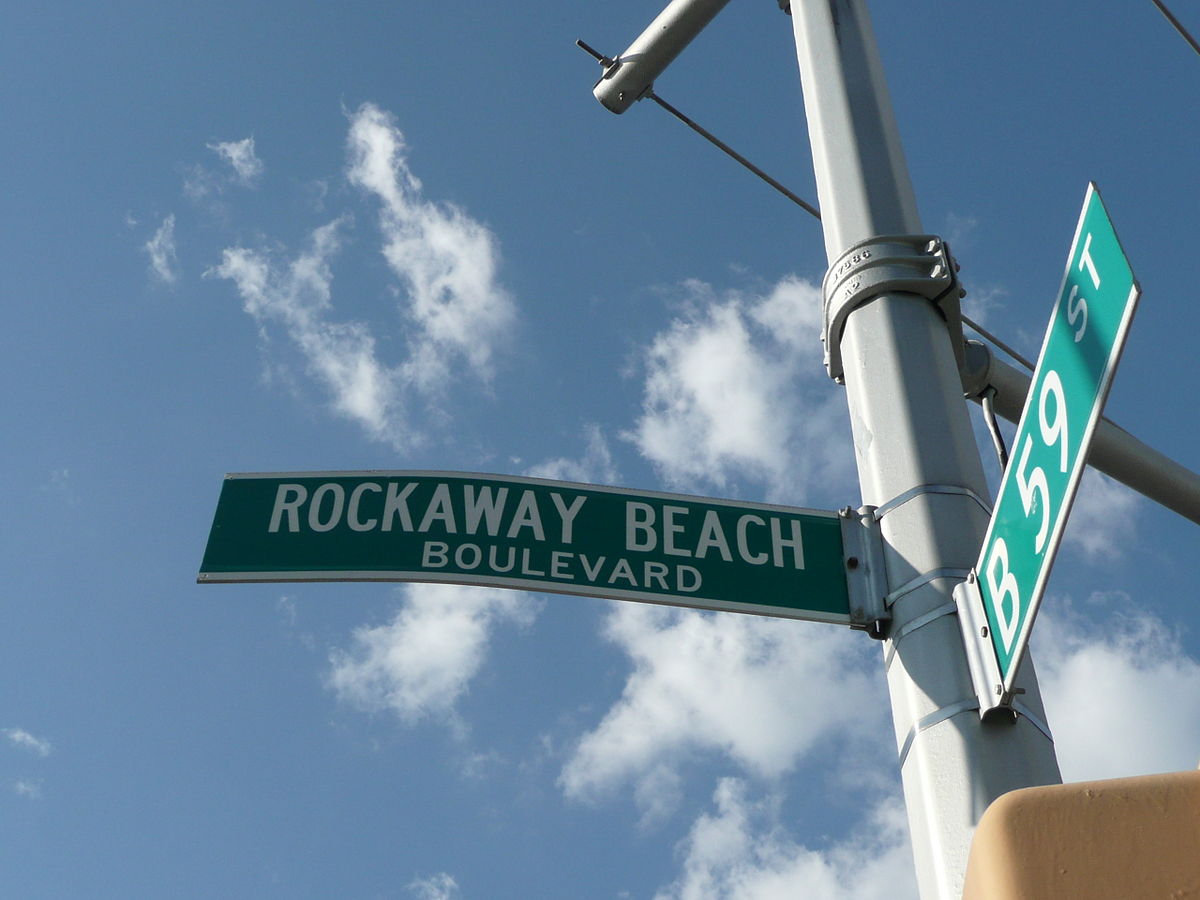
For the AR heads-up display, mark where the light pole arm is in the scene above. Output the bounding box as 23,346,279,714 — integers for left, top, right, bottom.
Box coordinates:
962,341,1200,525
589,0,734,114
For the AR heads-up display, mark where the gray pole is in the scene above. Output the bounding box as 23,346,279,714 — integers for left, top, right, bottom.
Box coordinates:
787,3,1062,897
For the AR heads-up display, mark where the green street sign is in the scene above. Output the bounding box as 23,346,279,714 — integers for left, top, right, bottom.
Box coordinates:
960,183,1140,711
199,470,883,625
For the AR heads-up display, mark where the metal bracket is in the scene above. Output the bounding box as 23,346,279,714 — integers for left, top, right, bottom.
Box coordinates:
953,573,1014,719
821,234,964,382
839,505,890,638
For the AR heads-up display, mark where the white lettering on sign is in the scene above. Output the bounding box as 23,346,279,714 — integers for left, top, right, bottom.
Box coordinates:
662,505,690,557
623,503,804,569
464,485,508,537
455,543,482,570
262,481,805,588
423,541,449,567
1077,232,1101,291
269,484,307,533
985,537,1021,653
770,518,805,569
507,492,545,541
696,511,733,562
419,484,457,533
626,502,656,551
382,482,418,532
308,484,345,533
417,540,704,595
550,493,586,544
348,482,382,532
1066,285,1088,343
736,515,768,565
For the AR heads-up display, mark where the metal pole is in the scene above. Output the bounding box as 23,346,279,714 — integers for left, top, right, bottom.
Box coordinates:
787,3,1061,897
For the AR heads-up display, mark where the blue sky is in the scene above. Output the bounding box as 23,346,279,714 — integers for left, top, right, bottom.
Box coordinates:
5,2,1200,897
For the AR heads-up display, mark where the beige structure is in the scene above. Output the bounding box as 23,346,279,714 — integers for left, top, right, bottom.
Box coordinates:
962,770,1200,898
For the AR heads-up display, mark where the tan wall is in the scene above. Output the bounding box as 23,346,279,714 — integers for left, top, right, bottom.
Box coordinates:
962,770,1200,899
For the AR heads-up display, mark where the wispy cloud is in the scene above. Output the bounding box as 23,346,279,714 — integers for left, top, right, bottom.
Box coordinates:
407,873,460,900
144,214,179,285
13,779,43,800
345,102,515,391
1036,598,1200,782
328,584,540,729
41,468,77,506
559,604,882,820
4,728,52,758
525,424,620,486
211,103,516,448
210,218,412,445
1063,470,1141,560
208,137,264,186
624,276,853,503
655,779,917,900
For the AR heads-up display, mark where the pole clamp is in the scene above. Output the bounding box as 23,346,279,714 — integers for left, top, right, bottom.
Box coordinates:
821,234,964,382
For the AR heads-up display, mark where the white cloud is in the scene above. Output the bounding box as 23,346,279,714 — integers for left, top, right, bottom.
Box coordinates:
655,779,917,900
943,212,978,249
1062,469,1140,560
407,872,460,900
624,277,853,502
559,604,882,817
4,728,52,758
211,104,517,447
13,779,43,800
346,102,515,391
960,285,1007,329
525,424,620,486
1035,600,1200,782
210,219,412,446
41,468,77,505
328,583,541,727
208,137,264,186
144,214,179,285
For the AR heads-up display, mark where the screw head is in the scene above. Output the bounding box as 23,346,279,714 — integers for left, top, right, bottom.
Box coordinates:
980,626,989,638
846,557,860,570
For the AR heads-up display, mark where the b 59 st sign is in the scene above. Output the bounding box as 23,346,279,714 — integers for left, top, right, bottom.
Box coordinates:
958,184,1140,712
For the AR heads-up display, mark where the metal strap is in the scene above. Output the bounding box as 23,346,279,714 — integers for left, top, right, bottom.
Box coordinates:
873,483,992,522
1012,700,1055,744
883,601,958,670
884,567,972,608
898,697,980,768
896,700,1054,768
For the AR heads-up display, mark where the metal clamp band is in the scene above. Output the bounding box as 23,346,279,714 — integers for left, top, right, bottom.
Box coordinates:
821,234,963,382
873,483,992,522
898,697,980,768
884,567,973,608
1011,700,1055,744
883,601,958,670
